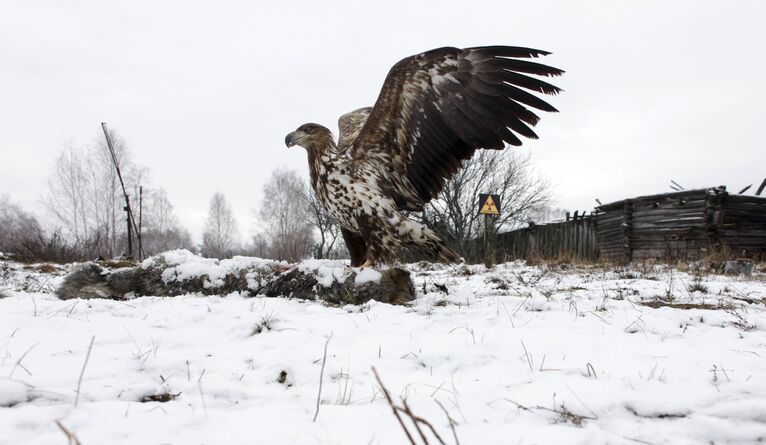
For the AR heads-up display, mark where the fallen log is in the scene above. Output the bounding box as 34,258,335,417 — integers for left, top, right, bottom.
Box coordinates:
56,250,415,306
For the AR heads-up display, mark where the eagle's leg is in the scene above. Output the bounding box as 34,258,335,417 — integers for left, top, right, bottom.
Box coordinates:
354,214,401,267
340,227,367,268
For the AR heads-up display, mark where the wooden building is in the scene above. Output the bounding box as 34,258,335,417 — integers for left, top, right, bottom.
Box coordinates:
493,186,766,263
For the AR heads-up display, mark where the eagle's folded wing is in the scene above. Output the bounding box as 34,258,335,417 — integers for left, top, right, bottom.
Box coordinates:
338,107,372,152
350,46,562,211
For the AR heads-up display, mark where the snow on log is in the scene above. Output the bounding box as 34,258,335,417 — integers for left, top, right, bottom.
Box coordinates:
56,250,415,305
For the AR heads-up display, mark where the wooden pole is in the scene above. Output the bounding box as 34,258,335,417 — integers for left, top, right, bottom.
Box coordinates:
484,214,495,268
756,178,766,196
138,186,143,261
124,197,133,259
101,123,144,260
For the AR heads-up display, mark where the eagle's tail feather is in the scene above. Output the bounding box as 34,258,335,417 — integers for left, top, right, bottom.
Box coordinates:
418,237,462,264
434,243,462,264
401,221,462,264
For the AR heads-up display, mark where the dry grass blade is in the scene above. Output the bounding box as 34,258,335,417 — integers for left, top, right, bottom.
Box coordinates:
74,336,95,407
313,332,333,422
488,398,596,426
198,368,208,420
372,367,450,445
435,399,460,445
372,367,417,445
520,339,533,373
9,343,38,378
55,420,82,445
402,398,431,444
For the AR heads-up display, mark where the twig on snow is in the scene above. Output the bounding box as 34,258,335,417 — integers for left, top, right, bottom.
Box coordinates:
435,399,460,445
74,336,95,407
372,367,417,445
372,367,448,445
55,420,82,445
520,339,533,373
198,368,208,420
9,343,38,378
313,332,333,422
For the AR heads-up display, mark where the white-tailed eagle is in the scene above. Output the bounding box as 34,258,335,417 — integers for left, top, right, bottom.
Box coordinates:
285,46,562,267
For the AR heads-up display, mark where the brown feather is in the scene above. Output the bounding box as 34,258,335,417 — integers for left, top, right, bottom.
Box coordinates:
348,45,561,208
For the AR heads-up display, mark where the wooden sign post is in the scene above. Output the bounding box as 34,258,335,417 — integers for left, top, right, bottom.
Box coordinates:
478,194,501,268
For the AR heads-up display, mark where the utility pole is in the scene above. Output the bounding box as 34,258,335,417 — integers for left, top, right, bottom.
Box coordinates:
138,186,143,260
125,196,133,258
101,122,145,260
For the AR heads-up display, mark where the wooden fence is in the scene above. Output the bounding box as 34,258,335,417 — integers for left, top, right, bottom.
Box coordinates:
492,186,766,263
494,214,598,262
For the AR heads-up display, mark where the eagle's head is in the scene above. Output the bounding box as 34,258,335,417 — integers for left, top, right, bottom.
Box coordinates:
285,123,333,152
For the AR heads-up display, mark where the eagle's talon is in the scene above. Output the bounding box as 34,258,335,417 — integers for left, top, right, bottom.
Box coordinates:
359,259,375,269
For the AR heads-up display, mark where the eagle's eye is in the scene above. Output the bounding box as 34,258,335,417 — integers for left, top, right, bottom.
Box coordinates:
304,126,314,133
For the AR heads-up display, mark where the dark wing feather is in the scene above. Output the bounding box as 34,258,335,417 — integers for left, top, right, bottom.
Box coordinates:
350,46,562,211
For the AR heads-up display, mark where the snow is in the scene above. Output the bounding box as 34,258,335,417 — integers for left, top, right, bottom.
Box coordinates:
0,379,27,407
298,259,350,288
142,249,281,289
296,259,385,287
0,261,66,294
354,268,382,285
1,259,766,444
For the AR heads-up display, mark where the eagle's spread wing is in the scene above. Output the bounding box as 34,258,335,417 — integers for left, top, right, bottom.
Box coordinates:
350,46,563,211
338,107,372,151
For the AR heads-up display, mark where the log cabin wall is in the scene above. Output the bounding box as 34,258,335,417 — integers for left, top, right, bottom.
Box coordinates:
715,193,766,259
492,186,766,263
596,188,717,263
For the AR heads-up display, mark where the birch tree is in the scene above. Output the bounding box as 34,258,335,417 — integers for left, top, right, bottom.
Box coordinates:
256,169,314,262
201,192,240,258
44,129,192,259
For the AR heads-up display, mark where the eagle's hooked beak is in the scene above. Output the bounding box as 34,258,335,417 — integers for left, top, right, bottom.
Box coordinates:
285,131,304,148
285,132,296,147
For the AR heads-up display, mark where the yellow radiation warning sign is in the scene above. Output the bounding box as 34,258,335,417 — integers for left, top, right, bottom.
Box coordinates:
479,194,501,215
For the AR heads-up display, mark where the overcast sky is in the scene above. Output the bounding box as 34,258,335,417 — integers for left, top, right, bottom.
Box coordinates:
2,0,764,242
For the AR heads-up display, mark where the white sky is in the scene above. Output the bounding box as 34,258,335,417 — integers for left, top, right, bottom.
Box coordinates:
1,0,764,242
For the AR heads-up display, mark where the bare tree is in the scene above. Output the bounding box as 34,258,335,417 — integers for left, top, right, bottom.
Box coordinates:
0,195,82,262
36,129,196,261
0,194,41,253
201,192,240,258
255,169,314,262
248,232,270,259
86,130,147,257
420,150,552,261
43,129,144,258
43,144,93,248
139,188,195,255
304,184,343,259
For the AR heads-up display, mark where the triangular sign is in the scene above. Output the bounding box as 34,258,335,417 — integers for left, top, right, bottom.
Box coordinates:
480,195,499,215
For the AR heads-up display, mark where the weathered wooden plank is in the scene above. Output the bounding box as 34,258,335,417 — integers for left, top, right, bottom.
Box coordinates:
725,195,766,204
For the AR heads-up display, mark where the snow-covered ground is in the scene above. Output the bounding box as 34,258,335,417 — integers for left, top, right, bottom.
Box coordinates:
1,258,766,444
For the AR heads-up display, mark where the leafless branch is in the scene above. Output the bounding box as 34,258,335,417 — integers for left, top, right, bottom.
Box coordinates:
372,367,417,445
372,367,451,445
